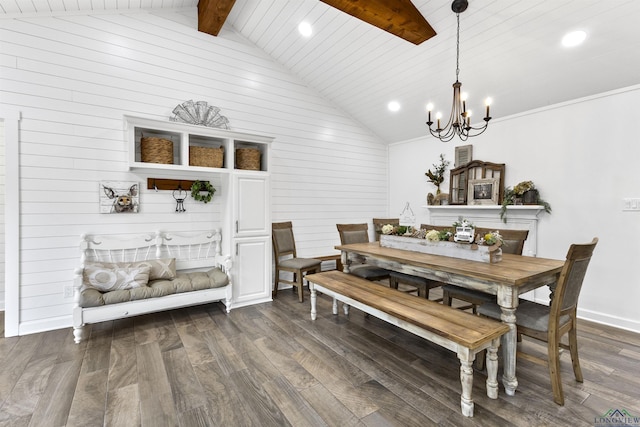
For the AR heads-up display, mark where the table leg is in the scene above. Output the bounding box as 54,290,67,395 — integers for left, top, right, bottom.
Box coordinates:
310,283,317,321
500,306,518,395
332,297,338,315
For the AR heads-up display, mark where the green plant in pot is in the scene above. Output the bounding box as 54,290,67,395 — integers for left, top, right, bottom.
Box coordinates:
501,180,551,222
425,153,450,195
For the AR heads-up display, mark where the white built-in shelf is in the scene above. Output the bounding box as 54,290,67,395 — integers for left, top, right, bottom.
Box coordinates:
125,115,273,174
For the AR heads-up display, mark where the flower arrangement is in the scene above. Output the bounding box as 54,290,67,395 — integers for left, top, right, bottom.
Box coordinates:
380,218,504,247
425,154,450,194
501,180,551,222
479,231,504,247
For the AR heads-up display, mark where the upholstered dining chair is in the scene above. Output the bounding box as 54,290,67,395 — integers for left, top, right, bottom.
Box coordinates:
478,237,598,405
372,218,399,241
442,228,530,313
272,222,322,303
336,223,391,282
384,223,454,299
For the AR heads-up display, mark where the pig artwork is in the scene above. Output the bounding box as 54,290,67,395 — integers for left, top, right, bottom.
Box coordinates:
100,182,139,213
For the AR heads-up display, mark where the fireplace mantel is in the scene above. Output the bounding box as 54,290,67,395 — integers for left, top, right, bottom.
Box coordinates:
424,205,545,256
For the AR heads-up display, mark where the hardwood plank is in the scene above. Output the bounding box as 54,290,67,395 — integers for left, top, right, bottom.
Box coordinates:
299,383,362,427
0,301,639,426
28,358,83,427
228,369,291,426
262,375,328,427
162,347,207,414
66,368,109,427
104,383,141,427
136,341,178,427
292,348,378,419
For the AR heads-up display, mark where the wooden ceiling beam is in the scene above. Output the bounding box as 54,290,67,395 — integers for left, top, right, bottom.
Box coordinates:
320,0,436,45
198,0,236,36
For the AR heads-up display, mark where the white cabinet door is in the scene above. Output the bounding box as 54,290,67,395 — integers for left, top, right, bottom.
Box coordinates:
234,175,269,237
232,236,271,306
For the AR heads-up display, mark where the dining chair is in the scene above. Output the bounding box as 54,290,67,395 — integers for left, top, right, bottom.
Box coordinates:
372,218,399,241
336,223,392,282
477,237,598,405
384,223,454,299
272,222,322,303
442,228,530,313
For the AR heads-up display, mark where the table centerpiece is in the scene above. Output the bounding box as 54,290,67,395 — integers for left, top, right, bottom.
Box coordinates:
379,219,504,263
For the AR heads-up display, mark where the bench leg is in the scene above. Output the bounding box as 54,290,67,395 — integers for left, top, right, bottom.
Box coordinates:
486,338,500,399
458,354,475,417
73,326,84,344
310,283,317,320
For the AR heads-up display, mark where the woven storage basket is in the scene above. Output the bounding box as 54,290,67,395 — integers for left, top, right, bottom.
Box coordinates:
236,148,261,170
189,146,224,168
141,136,173,164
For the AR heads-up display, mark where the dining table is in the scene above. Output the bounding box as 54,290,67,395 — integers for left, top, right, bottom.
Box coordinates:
336,241,565,396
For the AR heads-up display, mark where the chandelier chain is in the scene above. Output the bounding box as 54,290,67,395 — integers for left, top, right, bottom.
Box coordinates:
456,13,460,81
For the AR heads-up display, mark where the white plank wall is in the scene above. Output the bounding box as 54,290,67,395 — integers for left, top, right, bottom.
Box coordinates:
0,9,388,335
0,120,5,310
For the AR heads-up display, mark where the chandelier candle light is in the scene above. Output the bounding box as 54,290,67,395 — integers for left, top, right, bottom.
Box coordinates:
426,0,492,142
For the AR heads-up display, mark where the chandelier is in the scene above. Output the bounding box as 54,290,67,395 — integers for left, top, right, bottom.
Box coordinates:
426,0,492,142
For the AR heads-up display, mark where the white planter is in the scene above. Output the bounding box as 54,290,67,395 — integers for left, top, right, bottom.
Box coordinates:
379,235,502,263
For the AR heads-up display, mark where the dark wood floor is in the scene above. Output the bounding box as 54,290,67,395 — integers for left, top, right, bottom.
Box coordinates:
1,287,639,427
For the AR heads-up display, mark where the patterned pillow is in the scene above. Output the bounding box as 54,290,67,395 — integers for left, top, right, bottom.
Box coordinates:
84,259,176,281
83,265,151,292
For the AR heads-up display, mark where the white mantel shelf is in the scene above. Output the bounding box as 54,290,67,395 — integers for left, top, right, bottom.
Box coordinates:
424,205,546,256
425,205,545,219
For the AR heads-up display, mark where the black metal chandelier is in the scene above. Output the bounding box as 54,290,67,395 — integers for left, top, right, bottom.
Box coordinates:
426,0,492,142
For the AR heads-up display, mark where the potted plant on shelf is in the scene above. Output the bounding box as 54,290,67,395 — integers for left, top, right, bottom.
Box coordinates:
426,154,450,205
501,180,552,222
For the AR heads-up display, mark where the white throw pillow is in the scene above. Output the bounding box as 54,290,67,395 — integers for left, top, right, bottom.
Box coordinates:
83,265,151,292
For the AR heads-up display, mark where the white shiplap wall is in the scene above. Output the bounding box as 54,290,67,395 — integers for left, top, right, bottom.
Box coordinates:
0,9,388,335
0,119,5,310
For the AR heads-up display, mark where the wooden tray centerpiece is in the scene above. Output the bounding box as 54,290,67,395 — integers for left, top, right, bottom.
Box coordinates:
378,222,503,264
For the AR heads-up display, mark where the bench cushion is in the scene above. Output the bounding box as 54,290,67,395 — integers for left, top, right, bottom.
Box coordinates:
79,267,229,307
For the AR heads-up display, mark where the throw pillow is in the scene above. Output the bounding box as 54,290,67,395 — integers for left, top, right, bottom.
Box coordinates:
83,265,151,292
84,258,176,281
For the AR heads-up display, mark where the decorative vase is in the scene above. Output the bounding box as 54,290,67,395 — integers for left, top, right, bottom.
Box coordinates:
523,189,539,205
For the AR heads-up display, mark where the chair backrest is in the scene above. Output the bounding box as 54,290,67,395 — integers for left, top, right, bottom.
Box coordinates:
372,218,399,241
272,222,297,260
552,238,598,317
336,223,371,245
476,228,529,255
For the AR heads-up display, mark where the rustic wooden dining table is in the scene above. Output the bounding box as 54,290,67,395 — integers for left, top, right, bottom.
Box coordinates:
336,241,565,396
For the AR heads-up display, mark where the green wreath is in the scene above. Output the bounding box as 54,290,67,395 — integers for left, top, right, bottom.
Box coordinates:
190,180,216,203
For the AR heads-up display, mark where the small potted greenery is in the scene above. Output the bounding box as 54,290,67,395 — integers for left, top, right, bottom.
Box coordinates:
425,154,450,195
501,180,551,222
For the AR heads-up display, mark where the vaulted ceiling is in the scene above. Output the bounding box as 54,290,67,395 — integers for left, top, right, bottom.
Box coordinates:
2,0,640,143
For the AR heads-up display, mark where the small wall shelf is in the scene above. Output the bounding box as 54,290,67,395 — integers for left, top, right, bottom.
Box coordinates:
125,115,273,174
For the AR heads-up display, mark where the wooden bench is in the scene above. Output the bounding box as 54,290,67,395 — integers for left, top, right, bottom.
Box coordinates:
305,270,509,417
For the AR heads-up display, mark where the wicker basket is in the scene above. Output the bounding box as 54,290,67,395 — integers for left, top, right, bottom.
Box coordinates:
235,148,261,170
189,146,224,168
141,136,173,164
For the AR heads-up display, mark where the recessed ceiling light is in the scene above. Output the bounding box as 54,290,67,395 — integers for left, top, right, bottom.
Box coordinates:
298,21,313,37
388,101,401,112
562,30,586,47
